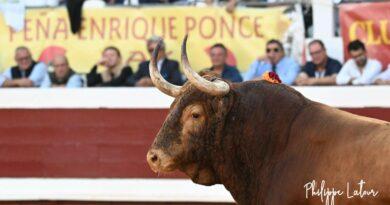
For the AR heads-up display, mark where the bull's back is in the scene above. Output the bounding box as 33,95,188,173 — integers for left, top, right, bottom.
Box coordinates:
272,102,390,205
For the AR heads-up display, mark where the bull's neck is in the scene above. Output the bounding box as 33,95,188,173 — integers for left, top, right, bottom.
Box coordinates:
215,82,309,204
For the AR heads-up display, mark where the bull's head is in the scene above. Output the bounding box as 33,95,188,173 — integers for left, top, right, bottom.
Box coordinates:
146,36,233,186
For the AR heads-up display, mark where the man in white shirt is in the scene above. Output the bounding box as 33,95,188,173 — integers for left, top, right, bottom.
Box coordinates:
374,64,390,85
336,40,382,85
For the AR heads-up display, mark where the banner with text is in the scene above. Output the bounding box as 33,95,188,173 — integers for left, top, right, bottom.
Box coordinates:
0,6,304,73
340,2,390,68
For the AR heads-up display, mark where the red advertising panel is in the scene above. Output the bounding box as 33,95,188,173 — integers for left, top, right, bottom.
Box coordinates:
339,2,390,68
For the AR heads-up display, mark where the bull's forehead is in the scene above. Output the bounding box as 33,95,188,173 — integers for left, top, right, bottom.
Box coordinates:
171,85,208,111
154,88,208,148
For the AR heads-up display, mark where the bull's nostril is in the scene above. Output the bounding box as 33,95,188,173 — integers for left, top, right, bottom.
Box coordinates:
151,154,158,162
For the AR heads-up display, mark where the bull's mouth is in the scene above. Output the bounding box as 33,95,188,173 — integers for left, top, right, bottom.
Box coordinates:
149,161,177,173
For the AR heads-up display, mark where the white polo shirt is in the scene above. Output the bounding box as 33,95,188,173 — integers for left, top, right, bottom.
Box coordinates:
336,58,382,85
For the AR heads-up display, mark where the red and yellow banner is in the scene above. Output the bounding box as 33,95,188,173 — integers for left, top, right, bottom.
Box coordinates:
340,2,390,68
0,6,298,73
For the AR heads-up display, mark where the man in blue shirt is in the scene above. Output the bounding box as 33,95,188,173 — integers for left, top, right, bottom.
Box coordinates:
0,46,47,87
41,55,83,88
295,40,342,86
203,43,242,83
244,39,300,85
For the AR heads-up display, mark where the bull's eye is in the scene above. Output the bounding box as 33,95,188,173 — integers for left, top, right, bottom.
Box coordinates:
192,113,200,119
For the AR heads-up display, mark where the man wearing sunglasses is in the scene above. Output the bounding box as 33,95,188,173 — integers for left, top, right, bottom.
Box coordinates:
133,36,183,87
244,39,300,85
336,40,382,85
0,47,47,87
295,40,342,86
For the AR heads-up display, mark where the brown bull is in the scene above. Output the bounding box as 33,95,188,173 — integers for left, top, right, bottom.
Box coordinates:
146,36,390,205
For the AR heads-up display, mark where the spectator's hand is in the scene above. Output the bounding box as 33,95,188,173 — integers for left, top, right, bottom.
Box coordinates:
374,79,390,85
97,58,107,66
17,78,33,87
256,55,268,63
136,77,154,87
305,78,316,86
226,0,237,14
125,56,132,65
51,84,65,88
295,73,308,86
348,77,356,85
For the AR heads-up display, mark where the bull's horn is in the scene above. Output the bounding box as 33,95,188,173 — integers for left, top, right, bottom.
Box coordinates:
181,35,230,96
149,39,182,97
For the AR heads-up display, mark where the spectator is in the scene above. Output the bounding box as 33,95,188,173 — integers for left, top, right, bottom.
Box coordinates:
87,46,133,87
41,55,83,88
202,43,242,82
336,40,382,85
244,39,300,85
374,65,390,85
0,46,47,88
295,40,342,86
133,36,183,86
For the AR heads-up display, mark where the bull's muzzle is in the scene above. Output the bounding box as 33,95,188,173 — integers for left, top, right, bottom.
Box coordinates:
146,149,175,173
146,150,159,173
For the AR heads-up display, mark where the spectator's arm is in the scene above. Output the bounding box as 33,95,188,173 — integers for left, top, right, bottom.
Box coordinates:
280,61,299,85
310,74,337,85
40,73,51,88
336,62,353,85
28,63,48,87
67,74,84,88
352,61,382,85
244,60,260,81
100,67,133,87
86,65,101,86
294,72,308,86
0,68,23,87
374,68,390,83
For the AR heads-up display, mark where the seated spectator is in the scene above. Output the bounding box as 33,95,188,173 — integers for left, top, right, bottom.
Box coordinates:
295,40,342,86
41,55,83,88
336,40,382,85
374,64,390,85
0,46,47,88
87,46,133,87
202,43,242,83
244,39,300,85
133,36,183,86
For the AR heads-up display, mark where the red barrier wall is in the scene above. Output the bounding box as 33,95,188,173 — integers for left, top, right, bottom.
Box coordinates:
0,108,389,178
